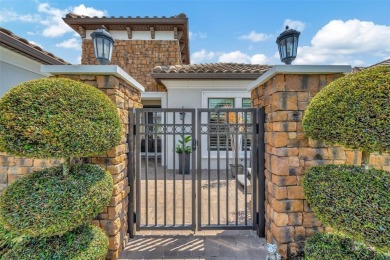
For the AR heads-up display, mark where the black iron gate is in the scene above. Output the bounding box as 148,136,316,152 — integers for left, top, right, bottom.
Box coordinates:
128,108,265,236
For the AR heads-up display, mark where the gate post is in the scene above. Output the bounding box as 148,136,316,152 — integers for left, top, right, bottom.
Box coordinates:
257,107,266,237
127,109,136,238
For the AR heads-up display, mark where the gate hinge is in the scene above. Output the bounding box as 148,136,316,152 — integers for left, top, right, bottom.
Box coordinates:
133,125,136,135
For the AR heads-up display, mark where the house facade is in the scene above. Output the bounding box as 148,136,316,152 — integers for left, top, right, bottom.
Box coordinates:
0,27,69,97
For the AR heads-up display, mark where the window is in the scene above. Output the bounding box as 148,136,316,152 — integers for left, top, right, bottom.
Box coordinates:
241,98,252,150
208,98,233,151
242,98,252,108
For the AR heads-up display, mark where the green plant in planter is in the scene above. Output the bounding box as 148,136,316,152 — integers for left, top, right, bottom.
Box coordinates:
176,135,192,154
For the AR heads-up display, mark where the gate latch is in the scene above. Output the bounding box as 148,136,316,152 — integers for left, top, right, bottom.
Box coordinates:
192,139,197,151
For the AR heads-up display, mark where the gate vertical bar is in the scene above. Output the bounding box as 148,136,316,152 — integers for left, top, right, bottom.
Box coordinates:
128,108,135,237
217,111,220,225
163,111,167,226
244,111,248,226
154,112,158,226
225,110,229,225
145,112,149,226
135,110,141,231
191,110,196,231
251,109,258,231
257,107,265,237
197,110,202,231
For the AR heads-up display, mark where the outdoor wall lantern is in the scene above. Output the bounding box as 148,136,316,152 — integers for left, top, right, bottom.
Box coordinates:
90,25,114,65
276,26,300,65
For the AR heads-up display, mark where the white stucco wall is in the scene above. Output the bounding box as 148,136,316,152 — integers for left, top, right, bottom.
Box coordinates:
161,79,253,169
85,30,175,40
0,46,48,97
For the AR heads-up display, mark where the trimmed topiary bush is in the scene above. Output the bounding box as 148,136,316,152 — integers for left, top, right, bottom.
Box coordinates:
0,164,113,237
303,164,390,253
2,225,108,260
302,66,390,159
0,225,21,256
0,77,121,158
305,232,389,260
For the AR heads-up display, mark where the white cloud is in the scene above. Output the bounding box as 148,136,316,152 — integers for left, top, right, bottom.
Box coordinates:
72,4,106,17
0,3,107,38
189,31,207,40
283,19,305,32
38,3,72,37
191,49,216,63
192,49,272,65
294,19,390,66
0,9,40,22
28,40,43,48
251,54,270,64
239,31,271,42
55,38,81,50
219,51,251,63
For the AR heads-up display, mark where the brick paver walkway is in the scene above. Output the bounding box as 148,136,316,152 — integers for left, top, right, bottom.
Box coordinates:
120,159,265,259
119,230,268,260
138,158,252,227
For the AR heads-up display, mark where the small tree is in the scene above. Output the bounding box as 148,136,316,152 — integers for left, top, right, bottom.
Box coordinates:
302,66,390,168
302,66,390,257
0,77,121,258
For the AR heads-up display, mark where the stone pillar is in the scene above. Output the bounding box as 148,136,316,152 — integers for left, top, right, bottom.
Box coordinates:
42,65,144,259
250,66,356,259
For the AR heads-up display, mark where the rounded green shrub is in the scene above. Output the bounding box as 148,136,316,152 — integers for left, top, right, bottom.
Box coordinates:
0,225,21,256
302,66,390,153
2,225,108,260
0,77,121,158
303,164,390,252
0,164,113,237
305,232,389,260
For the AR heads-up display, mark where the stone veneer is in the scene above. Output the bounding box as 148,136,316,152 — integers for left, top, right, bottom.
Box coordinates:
251,73,389,259
0,72,142,260
81,40,183,92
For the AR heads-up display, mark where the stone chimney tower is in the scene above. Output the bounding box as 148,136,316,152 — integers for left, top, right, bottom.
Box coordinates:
63,13,190,92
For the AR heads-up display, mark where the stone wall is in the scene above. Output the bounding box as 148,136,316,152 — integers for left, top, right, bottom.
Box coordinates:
0,156,62,193
251,73,390,259
51,73,142,259
81,39,183,92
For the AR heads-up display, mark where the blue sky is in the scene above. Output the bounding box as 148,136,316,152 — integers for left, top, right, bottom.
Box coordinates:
1,0,390,66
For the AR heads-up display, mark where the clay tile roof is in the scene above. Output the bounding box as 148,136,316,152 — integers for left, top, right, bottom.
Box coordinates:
0,27,69,65
369,58,390,68
152,63,271,80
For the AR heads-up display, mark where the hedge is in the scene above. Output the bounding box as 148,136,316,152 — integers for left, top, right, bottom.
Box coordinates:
0,164,113,237
305,232,389,260
2,225,108,260
0,77,121,158
0,225,21,256
303,164,390,252
302,66,390,153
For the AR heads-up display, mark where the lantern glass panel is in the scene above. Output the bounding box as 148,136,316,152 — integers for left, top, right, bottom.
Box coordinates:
96,37,104,59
